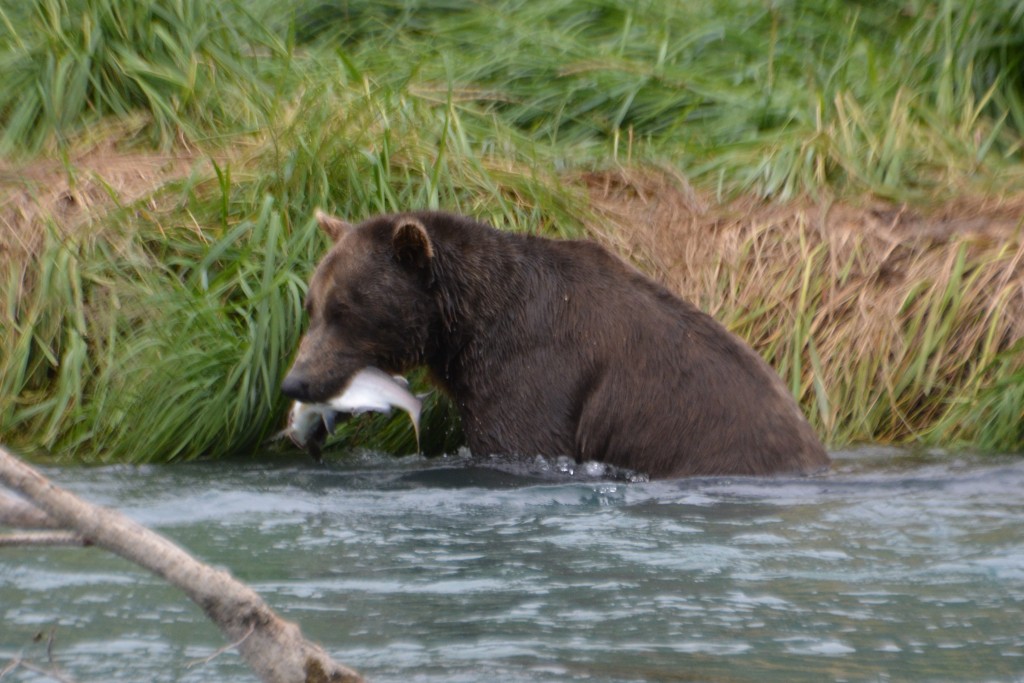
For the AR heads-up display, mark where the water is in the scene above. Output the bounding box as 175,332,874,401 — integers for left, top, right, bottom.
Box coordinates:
2,448,1024,682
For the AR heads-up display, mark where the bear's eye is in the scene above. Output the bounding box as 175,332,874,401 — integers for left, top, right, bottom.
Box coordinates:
327,297,351,319
346,283,367,308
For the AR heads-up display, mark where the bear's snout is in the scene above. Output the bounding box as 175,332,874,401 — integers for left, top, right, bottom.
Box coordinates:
280,372,313,402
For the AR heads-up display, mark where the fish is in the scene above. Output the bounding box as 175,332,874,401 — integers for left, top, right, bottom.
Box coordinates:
278,367,423,460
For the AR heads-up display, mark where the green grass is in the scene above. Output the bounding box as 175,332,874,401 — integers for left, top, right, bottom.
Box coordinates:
286,0,1024,199
0,0,287,154
1,0,1022,462
5,0,1024,194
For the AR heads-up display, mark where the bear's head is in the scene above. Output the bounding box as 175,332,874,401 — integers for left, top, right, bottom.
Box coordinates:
280,211,438,403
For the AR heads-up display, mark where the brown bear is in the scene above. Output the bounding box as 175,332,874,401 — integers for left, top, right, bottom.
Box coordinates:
281,210,829,478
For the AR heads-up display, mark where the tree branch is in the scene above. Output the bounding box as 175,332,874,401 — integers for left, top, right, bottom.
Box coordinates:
188,623,255,668
0,491,60,529
0,531,88,547
0,446,363,683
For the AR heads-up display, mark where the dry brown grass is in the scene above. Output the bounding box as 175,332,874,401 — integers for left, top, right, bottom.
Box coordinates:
582,167,1024,444
0,138,212,271
583,167,1024,304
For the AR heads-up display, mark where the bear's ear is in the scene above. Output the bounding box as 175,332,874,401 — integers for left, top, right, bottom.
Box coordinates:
392,218,434,274
315,210,352,243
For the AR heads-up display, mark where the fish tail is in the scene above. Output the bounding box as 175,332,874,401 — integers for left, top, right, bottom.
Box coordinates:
410,412,421,454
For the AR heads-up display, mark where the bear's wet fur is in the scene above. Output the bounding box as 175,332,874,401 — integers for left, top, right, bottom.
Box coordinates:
282,211,830,478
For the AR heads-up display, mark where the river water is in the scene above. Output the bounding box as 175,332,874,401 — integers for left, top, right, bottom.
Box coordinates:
2,448,1023,682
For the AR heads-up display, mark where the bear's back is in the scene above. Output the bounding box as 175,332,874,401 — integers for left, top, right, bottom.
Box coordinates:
411,212,828,478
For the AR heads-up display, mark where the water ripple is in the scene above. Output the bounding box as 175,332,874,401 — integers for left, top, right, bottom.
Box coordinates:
3,448,1022,682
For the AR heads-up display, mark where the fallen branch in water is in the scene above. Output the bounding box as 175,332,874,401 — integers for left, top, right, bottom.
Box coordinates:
0,445,364,683
187,623,256,669
0,491,60,528
0,531,87,547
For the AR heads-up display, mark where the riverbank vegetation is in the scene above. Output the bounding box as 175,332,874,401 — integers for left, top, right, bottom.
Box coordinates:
1,0,1022,462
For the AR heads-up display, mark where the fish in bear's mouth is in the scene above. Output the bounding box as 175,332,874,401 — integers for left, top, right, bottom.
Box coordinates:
277,367,422,460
